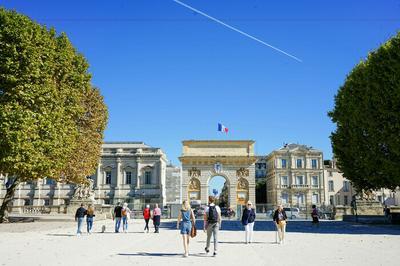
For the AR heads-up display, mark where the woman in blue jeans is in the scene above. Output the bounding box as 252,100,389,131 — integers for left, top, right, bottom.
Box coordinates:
86,204,95,234
176,200,196,257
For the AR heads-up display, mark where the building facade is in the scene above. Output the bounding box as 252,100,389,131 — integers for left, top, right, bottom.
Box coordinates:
165,164,181,204
0,142,168,209
266,144,325,208
324,158,395,206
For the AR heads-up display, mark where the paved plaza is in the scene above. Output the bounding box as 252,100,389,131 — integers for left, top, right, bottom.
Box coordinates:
1,218,400,266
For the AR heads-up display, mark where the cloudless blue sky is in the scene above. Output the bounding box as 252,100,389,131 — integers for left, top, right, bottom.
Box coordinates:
2,0,400,165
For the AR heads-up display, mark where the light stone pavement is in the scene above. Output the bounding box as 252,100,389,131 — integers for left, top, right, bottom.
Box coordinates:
0,218,400,266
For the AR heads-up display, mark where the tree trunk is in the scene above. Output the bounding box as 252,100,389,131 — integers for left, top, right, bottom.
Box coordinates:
0,177,20,223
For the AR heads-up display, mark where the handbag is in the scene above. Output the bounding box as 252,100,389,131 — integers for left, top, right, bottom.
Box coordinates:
190,223,197,238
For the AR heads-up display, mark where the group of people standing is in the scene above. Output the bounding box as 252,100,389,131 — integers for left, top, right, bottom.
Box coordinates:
75,202,162,235
176,196,258,258
113,202,162,233
75,199,321,257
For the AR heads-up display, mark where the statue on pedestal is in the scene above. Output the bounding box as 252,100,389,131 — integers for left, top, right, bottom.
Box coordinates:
72,179,95,201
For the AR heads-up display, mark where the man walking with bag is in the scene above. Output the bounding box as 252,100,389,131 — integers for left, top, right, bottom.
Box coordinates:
204,196,221,256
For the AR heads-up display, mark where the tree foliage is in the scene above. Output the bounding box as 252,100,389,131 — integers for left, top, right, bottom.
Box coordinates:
0,8,108,221
329,32,400,191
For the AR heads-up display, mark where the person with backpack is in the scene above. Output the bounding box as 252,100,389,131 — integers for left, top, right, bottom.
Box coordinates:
143,205,151,233
152,203,162,233
241,200,256,244
176,200,196,257
113,202,123,233
86,204,95,234
75,203,86,236
203,196,221,256
122,202,131,233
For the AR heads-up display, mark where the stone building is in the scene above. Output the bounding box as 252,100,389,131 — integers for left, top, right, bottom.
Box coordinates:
165,164,181,204
324,158,395,206
266,143,325,208
93,142,167,207
0,142,168,209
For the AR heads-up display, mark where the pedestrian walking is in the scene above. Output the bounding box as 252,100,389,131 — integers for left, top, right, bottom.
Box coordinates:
113,202,123,233
122,202,131,233
204,196,221,256
176,200,196,257
311,204,319,228
152,204,161,233
273,205,287,244
86,204,95,234
143,205,151,233
241,200,256,244
75,203,86,236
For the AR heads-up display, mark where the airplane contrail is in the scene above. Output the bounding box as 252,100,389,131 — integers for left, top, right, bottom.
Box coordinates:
173,0,302,62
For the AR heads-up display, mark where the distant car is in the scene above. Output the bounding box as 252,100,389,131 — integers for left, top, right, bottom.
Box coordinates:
283,207,300,219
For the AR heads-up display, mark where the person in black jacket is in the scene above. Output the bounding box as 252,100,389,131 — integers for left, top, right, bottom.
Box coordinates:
241,201,256,244
273,205,287,244
113,202,123,233
75,203,86,236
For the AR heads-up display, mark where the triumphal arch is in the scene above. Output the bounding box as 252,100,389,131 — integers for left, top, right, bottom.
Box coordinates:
179,140,256,208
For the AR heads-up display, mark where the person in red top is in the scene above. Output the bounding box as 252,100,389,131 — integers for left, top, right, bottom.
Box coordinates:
143,205,151,233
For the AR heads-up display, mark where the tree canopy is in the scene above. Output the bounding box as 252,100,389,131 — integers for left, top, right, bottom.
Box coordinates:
0,7,108,221
329,32,400,191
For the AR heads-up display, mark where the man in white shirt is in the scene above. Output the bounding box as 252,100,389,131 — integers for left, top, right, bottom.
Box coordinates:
203,196,221,256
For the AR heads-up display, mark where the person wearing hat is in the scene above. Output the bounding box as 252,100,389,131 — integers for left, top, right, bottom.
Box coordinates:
241,200,256,244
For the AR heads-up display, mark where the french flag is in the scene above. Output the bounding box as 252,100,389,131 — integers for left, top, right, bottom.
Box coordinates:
218,123,229,133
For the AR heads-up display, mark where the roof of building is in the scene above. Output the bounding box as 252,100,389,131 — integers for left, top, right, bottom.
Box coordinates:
102,142,150,148
278,143,321,152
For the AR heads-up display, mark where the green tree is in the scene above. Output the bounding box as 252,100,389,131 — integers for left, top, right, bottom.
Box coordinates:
0,9,107,222
328,32,400,191
62,87,108,184
219,183,229,207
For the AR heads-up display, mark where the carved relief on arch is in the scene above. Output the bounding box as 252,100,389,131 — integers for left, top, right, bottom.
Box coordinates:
188,178,201,190
237,178,249,190
188,167,201,178
236,168,249,178
188,177,201,201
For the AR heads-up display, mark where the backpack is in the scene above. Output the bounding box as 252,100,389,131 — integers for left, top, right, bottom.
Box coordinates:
207,205,218,223
122,208,127,217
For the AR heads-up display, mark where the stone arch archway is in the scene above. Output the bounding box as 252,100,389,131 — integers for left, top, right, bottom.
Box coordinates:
180,140,256,211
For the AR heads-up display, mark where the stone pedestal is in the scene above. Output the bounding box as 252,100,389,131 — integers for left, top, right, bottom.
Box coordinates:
334,205,352,220
355,200,383,215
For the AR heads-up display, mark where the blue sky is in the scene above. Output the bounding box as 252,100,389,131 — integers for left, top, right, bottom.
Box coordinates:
2,0,400,165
